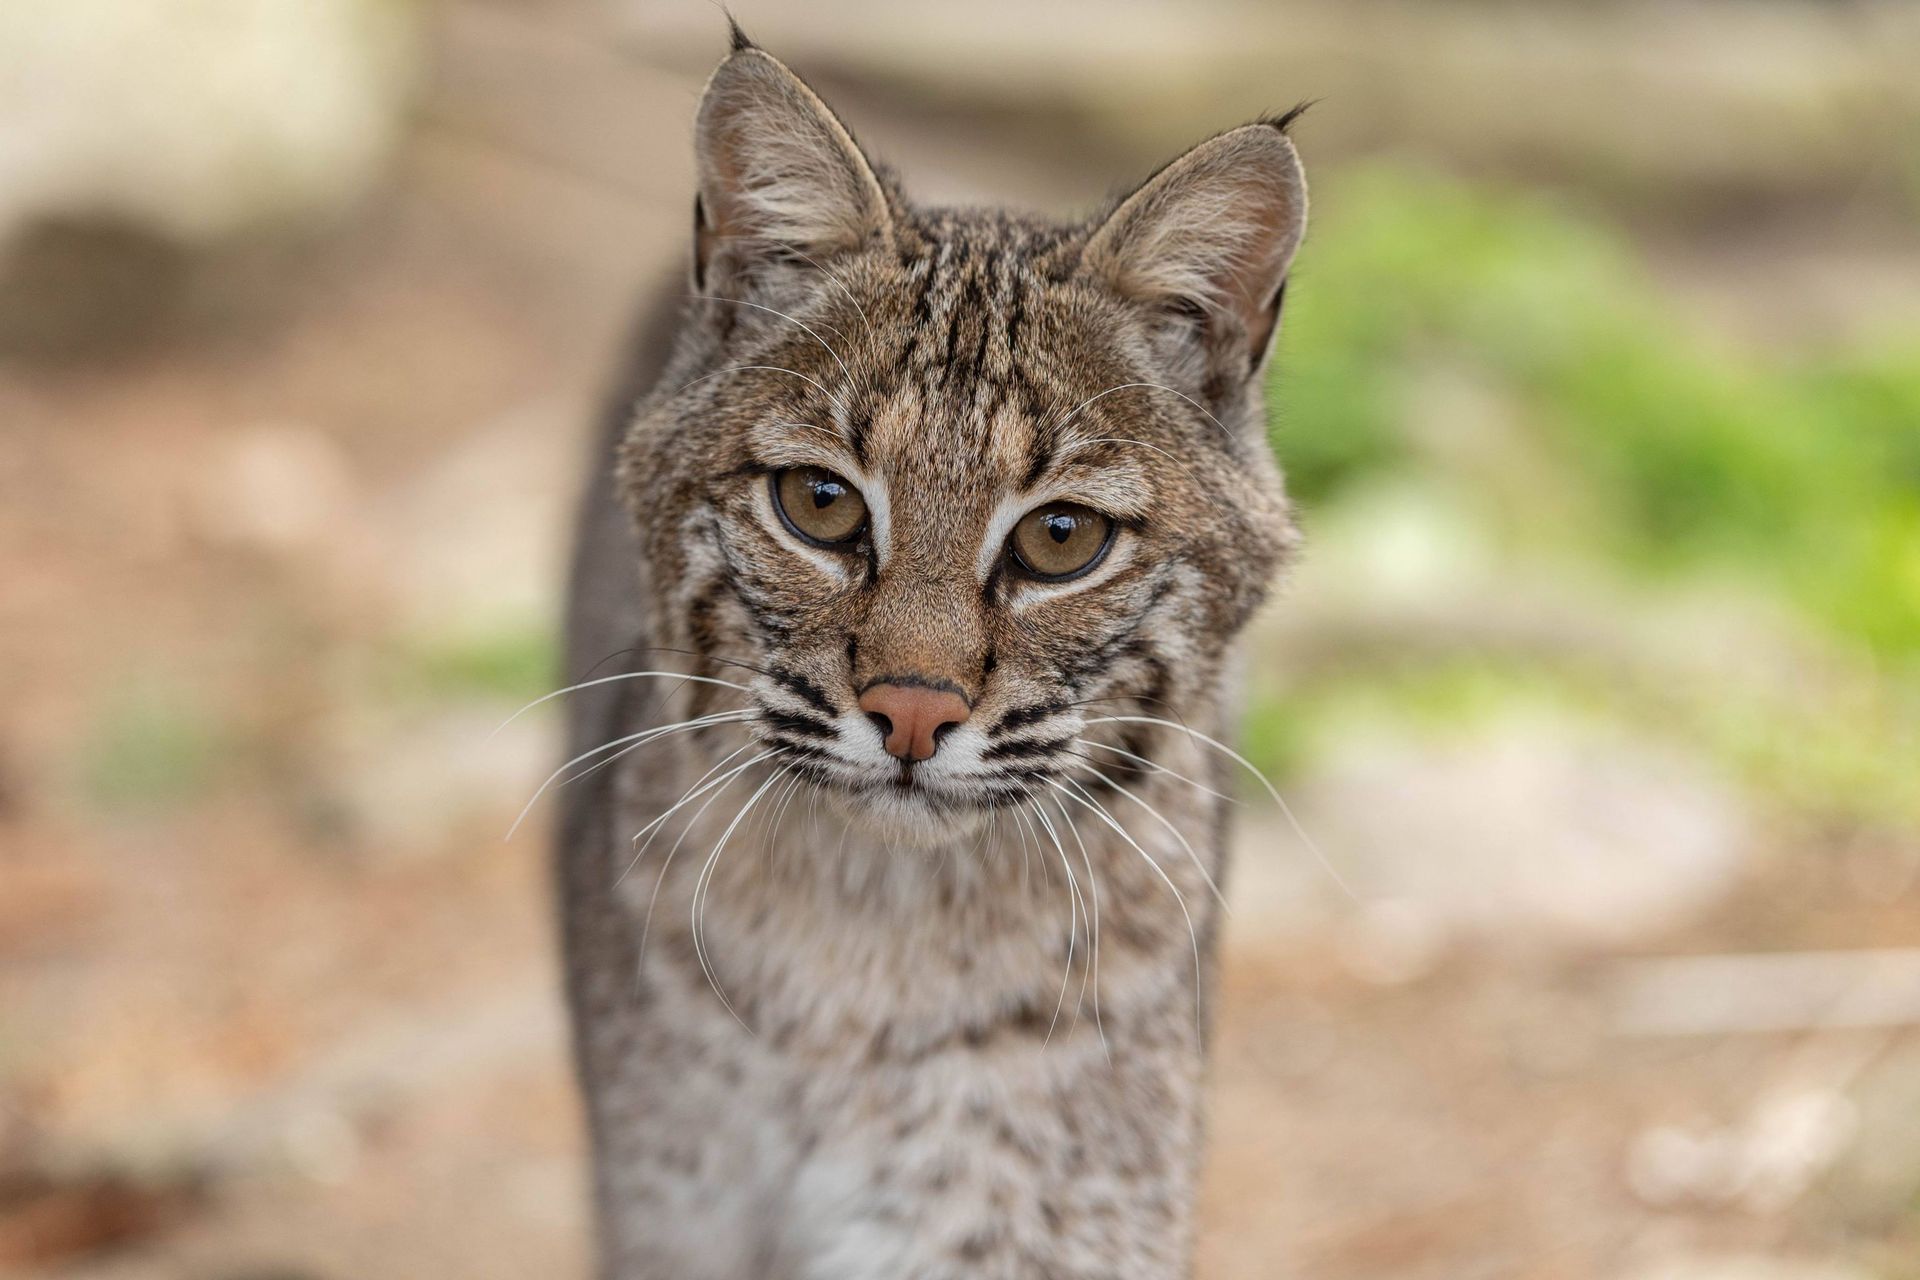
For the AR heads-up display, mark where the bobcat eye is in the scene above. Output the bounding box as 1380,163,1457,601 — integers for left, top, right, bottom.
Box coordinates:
771,467,868,547
1008,503,1115,582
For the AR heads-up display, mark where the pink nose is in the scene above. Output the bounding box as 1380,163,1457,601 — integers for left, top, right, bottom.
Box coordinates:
857,683,971,762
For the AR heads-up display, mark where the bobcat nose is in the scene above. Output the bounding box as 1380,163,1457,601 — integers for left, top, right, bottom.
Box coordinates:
857,682,971,762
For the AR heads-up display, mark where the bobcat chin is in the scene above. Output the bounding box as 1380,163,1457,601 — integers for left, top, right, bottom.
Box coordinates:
560,24,1306,1279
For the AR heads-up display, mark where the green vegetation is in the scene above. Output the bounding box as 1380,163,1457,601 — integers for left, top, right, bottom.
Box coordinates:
1254,166,1920,825
1272,166,1920,660
392,623,557,704
80,682,229,814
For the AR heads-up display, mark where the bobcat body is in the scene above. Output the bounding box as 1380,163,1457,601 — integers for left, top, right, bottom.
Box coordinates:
560,30,1307,1279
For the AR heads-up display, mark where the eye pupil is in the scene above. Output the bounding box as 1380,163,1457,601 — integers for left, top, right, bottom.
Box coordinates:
1046,515,1073,544
812,484,838,509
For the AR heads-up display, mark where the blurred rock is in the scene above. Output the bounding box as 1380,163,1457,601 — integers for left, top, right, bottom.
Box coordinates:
191,423,358,560
1271,714,1748,946
0,1,421,248
1625,1089,1857,1213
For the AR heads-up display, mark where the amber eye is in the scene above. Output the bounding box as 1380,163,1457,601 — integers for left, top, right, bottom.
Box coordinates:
1008,503,1115,582
771,466,868,547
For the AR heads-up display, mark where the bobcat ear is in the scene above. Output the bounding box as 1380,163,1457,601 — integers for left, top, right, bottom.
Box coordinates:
692,41,893,291
1081,120,1308,385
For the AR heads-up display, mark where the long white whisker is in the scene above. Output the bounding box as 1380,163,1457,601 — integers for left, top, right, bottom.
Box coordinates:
786,247,874,339
1049,794,1108,1061
1027,800,1087,1048
506,711,752,841
692,296,857,399
1052,777,1203,1049
1073,738,1238,804
1088,715,1355,899
638,750,786,965
489,671,750,738
1065,761,1229,913
1051,381,1229,440
675,363,849,414
1009,799,1038,891
552,709,740,793
621,745,772,888
691,762,796,1031
1057,436,1186,466
762,768,809,858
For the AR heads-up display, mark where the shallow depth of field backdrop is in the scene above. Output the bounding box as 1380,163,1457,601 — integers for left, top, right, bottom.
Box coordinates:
3,2,1918,1277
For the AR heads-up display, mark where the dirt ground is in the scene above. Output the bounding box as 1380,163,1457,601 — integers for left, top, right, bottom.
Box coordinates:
4,3,1919,1277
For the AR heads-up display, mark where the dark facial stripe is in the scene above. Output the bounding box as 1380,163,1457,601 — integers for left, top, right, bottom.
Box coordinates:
767,665,837,717
991,700,1070,735
765,734,835,761
983,734,1076,761
764,709,834,740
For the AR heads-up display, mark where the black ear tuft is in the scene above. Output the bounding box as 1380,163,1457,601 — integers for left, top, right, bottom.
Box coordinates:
1264,100,1317,134
726,13,754,53
1081,121,1308,395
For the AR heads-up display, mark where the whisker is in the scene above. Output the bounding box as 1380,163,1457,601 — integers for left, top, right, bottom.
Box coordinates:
784,247,875,339
506,709,753,840
1066,759,1228,912
637,750,786,968
1062,743,1231,803
674,363,850,415
490,670,750,739
1052,777,1203,1050
1047,793,1106,1059
691,761,796,1031
1009,801,1037,891
1086,715,1356,899
620,745,773,887
1026,800,1088,1048
690,295,858,400
1074,739,1239,804
1057,435,1186,467
614,644,781,684
1050,381,1229,440
761,768,809,858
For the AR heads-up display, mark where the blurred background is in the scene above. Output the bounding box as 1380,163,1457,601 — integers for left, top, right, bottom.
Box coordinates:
3,1,1918,1276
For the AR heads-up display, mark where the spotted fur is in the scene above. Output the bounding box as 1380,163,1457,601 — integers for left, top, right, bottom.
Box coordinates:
560,33,1306,1280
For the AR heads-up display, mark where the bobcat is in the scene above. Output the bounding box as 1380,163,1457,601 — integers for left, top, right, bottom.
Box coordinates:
560,26,1306,1279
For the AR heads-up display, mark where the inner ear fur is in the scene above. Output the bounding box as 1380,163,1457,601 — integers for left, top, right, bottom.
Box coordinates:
692,46,894,291
1081,122,1308,382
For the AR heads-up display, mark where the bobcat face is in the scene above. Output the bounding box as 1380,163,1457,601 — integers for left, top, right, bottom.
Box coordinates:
618,45,1306,842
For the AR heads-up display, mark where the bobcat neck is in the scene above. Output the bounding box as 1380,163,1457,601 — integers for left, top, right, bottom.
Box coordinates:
605,674,1230,1055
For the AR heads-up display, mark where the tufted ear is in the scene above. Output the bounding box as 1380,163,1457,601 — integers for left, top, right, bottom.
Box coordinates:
691,33,894,293
1081,119,1308,391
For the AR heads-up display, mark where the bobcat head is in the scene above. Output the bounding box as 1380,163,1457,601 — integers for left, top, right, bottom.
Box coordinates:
618,33,1306,844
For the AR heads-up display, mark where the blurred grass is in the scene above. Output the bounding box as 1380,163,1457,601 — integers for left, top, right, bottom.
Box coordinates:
396,625,556,704
1259,166,1920,825
1275,166,1920,660
79,682,229,814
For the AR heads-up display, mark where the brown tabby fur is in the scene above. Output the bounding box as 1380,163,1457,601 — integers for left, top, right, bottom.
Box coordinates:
560,28,1307,1279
